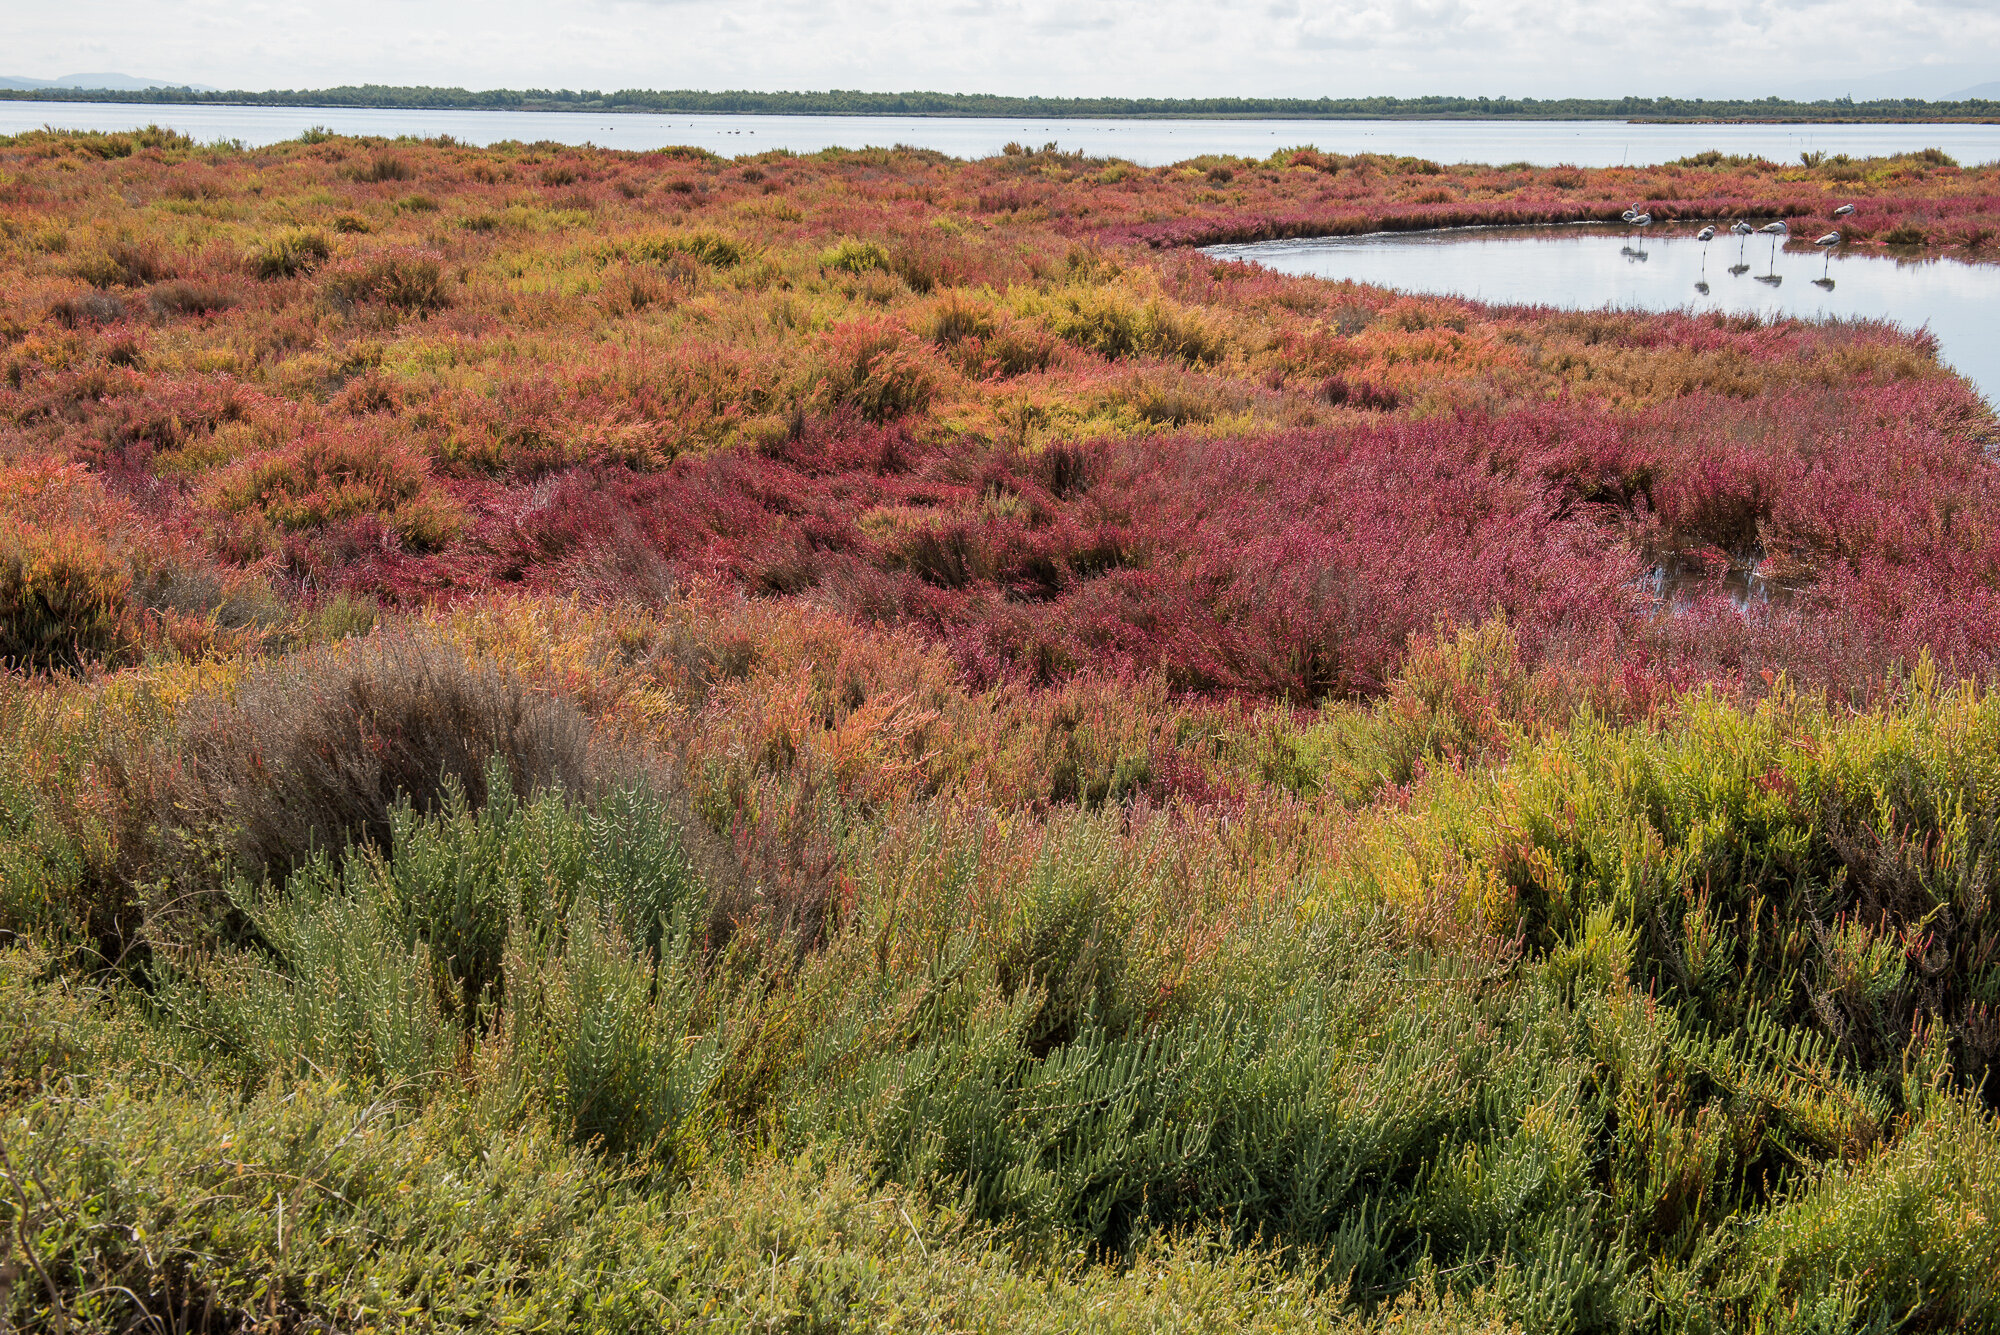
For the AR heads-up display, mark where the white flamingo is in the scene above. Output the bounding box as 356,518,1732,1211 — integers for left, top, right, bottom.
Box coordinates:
1815,230,1840,278
1833,203,1855,218
1759,220,1789,264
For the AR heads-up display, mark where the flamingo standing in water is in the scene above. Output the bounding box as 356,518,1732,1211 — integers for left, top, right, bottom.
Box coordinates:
1759,220,1789,265
1695,225,1716,288
1815,230,1841,282
1731,219,1755,266
1628,212,1653,259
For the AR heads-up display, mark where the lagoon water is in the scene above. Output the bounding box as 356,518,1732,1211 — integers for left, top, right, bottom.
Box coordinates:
2,100,1999,168
1207,227,2000,406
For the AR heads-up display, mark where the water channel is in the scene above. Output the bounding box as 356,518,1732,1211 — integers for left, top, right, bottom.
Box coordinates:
2,100,1998,168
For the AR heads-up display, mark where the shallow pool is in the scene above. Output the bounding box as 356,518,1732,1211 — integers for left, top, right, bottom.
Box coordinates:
1206,227,2000,406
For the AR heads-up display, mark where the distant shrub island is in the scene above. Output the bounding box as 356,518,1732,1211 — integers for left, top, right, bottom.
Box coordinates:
1,84,1997,121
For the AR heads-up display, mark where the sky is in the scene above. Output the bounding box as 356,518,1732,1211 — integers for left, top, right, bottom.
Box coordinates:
7,0,2000,99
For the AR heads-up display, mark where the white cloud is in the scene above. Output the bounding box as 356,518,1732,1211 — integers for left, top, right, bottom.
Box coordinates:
5,0,1997,97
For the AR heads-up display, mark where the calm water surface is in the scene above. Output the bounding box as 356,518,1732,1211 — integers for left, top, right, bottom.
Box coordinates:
2,101,1998,168
1207,228,2000,406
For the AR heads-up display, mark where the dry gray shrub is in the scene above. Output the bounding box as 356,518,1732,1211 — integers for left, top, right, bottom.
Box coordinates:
170,631,598,886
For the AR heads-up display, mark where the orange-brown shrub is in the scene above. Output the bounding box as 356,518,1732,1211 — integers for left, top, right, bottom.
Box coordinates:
813,319,941,422
321,247,451,312
205,429,463,552
0,521,133,672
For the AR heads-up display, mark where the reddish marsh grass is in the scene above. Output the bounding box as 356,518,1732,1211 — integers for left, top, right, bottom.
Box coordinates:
0,129,1994,699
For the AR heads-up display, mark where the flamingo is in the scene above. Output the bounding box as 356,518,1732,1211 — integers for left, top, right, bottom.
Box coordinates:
1759,220,1789,264
1815,230,1840,278
1833,203,1855,218
1622,211,1652,259
1731,218,1755,263
1695,224,1715,283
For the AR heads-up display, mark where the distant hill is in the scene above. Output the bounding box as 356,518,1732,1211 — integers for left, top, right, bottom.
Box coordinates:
0,73,215,92
1771,64,2000,102
1952,81,2000,101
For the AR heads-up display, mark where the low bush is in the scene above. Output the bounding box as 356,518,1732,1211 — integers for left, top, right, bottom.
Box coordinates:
163,632,602,887
145,280,239,318
925,291,1060,377
247,226,333,279
0,522,133,672
822,237,892,275
813,319,940,421
0,1025,1413,1333
630,228,748,268
204,428,463,551
45,291,127,326
1014,284,1229,366
348,151,415,183
68,239,172,288
320,246,450,312
1320,374,1403,411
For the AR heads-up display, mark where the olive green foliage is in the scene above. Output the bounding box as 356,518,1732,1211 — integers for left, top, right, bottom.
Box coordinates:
631,227,749,268
248,226,333,279
6,634,2000,1332
1012,284,1229,366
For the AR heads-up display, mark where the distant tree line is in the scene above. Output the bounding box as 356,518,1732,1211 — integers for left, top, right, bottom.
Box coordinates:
1,85,1995,121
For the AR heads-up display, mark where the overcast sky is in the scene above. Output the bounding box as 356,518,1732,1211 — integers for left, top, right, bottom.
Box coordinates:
9,0,2000,99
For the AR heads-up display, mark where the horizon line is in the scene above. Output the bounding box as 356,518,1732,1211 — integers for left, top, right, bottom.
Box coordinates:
1,85,1998,122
